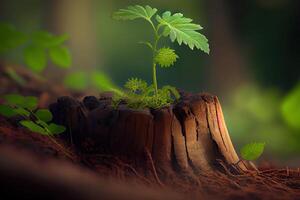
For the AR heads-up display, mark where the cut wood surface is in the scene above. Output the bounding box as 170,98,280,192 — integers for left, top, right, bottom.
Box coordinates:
50,93,256,181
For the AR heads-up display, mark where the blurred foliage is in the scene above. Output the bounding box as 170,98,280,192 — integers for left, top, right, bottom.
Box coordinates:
281,83,300,130
224,83,300,159
240,142,265,161
0,23,71,73
64,71,122,95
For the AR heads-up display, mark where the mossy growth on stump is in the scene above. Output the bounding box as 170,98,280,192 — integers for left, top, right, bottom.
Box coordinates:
50,93,256,182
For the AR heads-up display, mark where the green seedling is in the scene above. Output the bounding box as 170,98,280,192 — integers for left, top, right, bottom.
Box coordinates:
0,94,72,158
112,5,209,109
0,94,65,135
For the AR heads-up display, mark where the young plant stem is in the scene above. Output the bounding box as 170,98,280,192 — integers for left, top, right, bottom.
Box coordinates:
26,109,74,159
148,20,161,95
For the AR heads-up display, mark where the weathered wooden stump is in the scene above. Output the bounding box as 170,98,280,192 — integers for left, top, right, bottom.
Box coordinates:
50,93,255,180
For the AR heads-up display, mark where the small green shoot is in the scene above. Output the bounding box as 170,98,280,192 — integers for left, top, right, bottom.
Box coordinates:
112,5,209,108
240,142,265,161
0,94,65,136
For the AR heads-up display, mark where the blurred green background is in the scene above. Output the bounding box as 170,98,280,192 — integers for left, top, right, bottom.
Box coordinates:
0,0,299,165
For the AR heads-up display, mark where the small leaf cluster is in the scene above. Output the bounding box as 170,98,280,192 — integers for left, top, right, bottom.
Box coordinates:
113,5,210,108
113,5,209,53
0,22,71,73
240,142,265,161
0,94,65,135
114,78,180,109
155,47,178,68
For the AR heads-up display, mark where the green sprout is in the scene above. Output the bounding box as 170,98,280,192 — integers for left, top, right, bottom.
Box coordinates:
0,94,72,158
0,94,65,135
111,5,209,109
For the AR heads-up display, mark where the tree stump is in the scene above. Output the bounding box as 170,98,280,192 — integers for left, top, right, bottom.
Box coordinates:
50,93,256,180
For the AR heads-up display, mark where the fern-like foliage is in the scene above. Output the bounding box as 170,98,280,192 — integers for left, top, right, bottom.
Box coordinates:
114,78,180,109
156,12,209,53
113,5,157,21
124,78,148,93
155,47,178,68
112,5,210,109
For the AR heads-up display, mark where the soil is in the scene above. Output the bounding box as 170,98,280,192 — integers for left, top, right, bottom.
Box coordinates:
0,66,300,200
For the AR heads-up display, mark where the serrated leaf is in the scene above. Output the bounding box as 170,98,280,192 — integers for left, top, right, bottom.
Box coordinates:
3,94,24,106
155,47,178,68
49,46,71,68
20,120,48,135
0,105,17,117
48,123,66,134
23,96,38,110
156,12,209,53
124,78,148,93
64,71,88,91
240,142,265,161
24,45,47,73
113,5,157,21
35,109,53,122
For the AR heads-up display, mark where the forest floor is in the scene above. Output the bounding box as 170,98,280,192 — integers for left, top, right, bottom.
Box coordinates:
0,116,300,200
0,67,300,200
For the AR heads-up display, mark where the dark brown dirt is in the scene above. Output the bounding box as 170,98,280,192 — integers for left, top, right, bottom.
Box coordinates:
0,115,299,200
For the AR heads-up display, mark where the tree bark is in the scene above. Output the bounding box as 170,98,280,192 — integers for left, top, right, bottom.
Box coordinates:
50,93,256,180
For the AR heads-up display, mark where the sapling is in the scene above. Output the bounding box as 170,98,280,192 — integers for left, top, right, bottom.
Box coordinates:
0,94,72,158
112,5,209,109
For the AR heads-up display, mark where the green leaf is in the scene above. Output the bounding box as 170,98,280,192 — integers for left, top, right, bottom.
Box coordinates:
3,94,37,110
240,142,265,161
155,47,178,68
32,31,69,48
20,120,48,135
64,71,88,91
13,107,30,117
162,85,180,100
0,22,27,53
36,119,49,129
156,12,209,53
24,45,47,73
91,71,122,95
48,123,66,134
0,105,17,117
281,83,300,130
3,94,25,106
113,5,157,21
49,46,71,68
35,109,53,122
23,96,38,110
124,78,148,93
